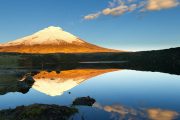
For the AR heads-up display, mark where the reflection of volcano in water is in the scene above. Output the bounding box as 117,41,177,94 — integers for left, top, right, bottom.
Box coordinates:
32,69,118,96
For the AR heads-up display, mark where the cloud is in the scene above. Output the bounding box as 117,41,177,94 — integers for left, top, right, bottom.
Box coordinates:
84,0,180,20
93,103,138,119
84,12,101,20
108,0,125,7
146,0,179,10
94,103,179,120
147,108,179,120
129,4,138,11
102,5,129,16
104,105,137,117
83,0,138,20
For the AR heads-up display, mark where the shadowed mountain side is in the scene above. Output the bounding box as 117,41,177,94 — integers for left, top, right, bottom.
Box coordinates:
32,69,118,96
71,62,180,75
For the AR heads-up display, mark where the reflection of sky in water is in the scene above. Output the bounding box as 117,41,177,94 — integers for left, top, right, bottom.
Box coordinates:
0,70,180,118
73,70,180,110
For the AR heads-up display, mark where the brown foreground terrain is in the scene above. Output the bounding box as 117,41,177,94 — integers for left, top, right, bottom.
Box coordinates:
0,43,120,54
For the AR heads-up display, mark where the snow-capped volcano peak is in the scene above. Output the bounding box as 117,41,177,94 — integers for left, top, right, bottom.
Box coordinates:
45,26,63,30
3,26,83,46
0,26,120,53
36,26,64,35
34,26,78,41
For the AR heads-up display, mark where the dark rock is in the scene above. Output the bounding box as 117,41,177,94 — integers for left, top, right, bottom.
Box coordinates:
17,82,30,94
0,104,78,120
72,96,96,106
0,75,35,95
17,76,35,94
56,71,60,74
23,76,35,84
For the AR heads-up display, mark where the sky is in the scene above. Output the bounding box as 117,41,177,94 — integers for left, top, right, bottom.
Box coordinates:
0,0,179,51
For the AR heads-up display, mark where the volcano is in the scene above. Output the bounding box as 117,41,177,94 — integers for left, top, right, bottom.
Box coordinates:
0,26,120,53
32,69,118,96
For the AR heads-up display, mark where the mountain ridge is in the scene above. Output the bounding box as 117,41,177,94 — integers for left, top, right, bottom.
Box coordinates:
0,26,121,53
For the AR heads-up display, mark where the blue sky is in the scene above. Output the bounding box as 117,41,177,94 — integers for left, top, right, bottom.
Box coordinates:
0,0,179,51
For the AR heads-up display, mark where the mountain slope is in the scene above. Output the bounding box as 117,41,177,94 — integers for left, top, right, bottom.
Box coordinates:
0,26,121,53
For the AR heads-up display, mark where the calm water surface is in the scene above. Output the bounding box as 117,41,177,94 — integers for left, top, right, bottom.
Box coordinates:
0,67,180,120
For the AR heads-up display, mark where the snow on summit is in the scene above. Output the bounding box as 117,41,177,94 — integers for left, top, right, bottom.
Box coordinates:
0,26,120,53
4,26,83,46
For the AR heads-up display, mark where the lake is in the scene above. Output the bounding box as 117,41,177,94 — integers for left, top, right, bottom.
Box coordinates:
0,63,180,120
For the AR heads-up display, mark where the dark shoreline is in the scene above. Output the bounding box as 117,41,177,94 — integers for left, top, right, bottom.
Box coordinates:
0,47,179,75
